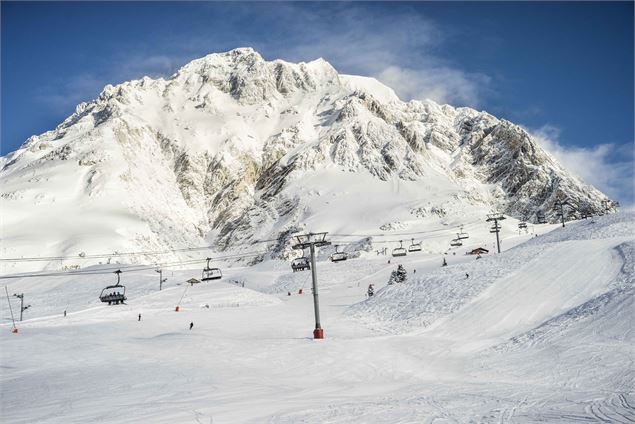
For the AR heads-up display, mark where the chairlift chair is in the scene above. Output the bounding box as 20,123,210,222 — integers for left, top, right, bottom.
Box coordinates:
291,257,311,272
450,238,463,247
518,222,527,229
392,240,407,257
330,245,348,262
202,258,222,281
408,238,422,252
457,225,469,240
99,270,127,305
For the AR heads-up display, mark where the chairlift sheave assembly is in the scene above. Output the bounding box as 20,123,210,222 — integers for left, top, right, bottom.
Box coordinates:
202,258,222,281
392,240,407,257
99,270,127,305
330,245,348,262
408,238,422,252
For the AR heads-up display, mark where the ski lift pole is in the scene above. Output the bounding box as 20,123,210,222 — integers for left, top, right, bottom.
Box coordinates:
309,243,322,336
14,293,24,321
293,232,330,339
156,268,165,291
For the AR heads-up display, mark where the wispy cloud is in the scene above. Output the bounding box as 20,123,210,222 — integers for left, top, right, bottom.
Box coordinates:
33,4,491,111
532,125,634,205
267,5,490,106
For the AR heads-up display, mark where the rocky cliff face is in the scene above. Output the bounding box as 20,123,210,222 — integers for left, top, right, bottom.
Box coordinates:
0,48,612,269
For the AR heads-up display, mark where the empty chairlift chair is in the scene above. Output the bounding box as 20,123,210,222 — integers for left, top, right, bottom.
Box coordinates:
392,240,408,257
99,270,127,305
291,256,311,272
330,245,348,262
202,258,222,281
457,225,469,240
408,238,422,253
450,235,463,247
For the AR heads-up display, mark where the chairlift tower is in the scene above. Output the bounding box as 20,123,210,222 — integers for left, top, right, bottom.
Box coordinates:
554,199,569,228
12,293,30,322
486,213,506,253
293,232,331,339
155,268,167,291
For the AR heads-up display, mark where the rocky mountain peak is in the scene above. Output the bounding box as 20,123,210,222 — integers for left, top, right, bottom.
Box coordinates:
0,48,614,271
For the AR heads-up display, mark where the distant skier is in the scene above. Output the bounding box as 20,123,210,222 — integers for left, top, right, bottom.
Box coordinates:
138,313,141,321
466,273,469,278
442,258,447,267
63,310,67,317
367,284,375,297
189,322,194,330
413,269,416,274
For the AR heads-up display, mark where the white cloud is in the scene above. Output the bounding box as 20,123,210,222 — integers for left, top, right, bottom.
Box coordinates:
532,125,634,205
34,5,491,111
265,5,489,107
375,65,490,106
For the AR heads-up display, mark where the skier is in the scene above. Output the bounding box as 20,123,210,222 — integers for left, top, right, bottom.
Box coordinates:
413,269,416,274
63,310,67,317
442,258,447,267
466,273,469,279
189,322,194,330
367,284,374,297
138,313,141,321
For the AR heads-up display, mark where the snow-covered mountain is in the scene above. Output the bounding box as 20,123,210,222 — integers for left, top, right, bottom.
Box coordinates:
0,48,612,270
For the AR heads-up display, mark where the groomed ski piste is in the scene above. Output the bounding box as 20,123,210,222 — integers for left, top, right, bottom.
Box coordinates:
1,212,634,423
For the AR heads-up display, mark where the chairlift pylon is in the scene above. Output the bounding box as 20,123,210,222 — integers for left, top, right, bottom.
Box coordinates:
99,270,127,305
202,258,222,281
392,240,407,257
408,238,422,252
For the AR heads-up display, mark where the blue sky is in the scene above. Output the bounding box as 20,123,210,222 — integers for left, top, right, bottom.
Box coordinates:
2,1,633,203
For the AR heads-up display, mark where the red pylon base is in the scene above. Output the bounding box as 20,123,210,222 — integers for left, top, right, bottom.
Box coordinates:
313,328,324,339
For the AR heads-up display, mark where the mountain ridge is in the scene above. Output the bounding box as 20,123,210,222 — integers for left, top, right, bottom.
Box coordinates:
0,48,613,271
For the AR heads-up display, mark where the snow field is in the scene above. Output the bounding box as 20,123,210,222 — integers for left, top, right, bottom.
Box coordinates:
1,212,633,423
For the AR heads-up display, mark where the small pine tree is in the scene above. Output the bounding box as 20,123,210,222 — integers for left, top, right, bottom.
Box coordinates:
396,264,407,283
388,264,408,284
388,270,397,285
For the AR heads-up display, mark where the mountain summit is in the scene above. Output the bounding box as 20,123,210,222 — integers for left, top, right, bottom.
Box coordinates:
0,48,611,270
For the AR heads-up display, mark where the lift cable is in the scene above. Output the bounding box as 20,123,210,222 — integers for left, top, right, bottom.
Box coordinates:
0,237,282,263
0,250,267,280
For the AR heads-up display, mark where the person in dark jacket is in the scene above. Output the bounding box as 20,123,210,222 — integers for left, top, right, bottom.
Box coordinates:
189,322,194,330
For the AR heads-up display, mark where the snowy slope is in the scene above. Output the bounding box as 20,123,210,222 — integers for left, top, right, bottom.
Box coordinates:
0,48,614,273
1,211,633,423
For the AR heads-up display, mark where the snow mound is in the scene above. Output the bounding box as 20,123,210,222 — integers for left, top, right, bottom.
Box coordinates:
346,211,635,345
